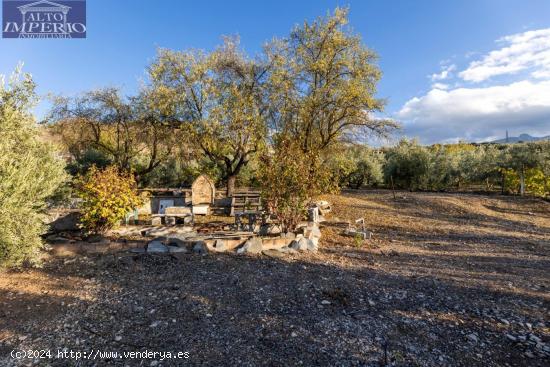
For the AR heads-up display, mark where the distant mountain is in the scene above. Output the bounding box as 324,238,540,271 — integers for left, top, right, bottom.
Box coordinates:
489,133,550,144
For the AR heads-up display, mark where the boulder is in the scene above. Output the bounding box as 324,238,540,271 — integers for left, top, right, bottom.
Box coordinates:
146,240,168,253
193,241,209,255
237,237,263,254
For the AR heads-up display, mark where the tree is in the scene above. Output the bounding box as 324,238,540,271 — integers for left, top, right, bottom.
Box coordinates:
265,7,397,155
332,145,384,189
49,87,176,182
76,165,143,234
148,38,268,196
384,139,430,191
0,68,67,267
507,143,543,196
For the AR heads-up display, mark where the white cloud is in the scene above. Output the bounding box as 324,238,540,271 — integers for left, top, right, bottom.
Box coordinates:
430,64,456,81
397,80,550,143
459,28,550,82
431,82,449,90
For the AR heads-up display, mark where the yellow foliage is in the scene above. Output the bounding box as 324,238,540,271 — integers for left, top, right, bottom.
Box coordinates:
76,166,143,234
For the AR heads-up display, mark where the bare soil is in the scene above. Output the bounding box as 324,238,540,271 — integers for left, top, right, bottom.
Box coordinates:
1,190,549,366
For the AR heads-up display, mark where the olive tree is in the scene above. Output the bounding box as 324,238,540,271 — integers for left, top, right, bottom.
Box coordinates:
0,68,67,267
265,7,397,155
148,38,268,196
49,87,176,182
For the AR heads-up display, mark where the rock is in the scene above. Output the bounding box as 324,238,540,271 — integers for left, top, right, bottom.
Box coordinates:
304,223,321,240
282,232,296,239
146,240,168,253
321,300,331,305
262,249,287,258
237,238,263,254
212,239,227,252
167,246,187,253
262,236,293,250
279,247,298,254
290,238,308,252
368,299,376,306
149,321,160,328
291,332,298,337
529,334,541,343
315,200,332,215
115,335,122,341
467,333,478,343
307,238,319,252
166,238,187,248
193,241,209,255
505,334,517,342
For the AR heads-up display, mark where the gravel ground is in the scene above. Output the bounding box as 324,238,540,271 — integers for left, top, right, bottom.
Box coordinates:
1,190,549,366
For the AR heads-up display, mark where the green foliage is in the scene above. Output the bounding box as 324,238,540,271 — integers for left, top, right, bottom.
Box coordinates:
76,166,143,234
148,38,268,195
49,87,176,182
329,145,384,189
266,8,397,153
0,68,67,267
384,139,430,191
258,138,332,232
382,139,549,198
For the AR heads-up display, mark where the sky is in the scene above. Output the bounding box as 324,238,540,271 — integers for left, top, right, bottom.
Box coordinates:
1,0,550,144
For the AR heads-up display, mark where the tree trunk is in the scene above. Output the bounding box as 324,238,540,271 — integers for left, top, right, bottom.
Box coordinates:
226,175,236,197
519,166,525,196
501,170,505,194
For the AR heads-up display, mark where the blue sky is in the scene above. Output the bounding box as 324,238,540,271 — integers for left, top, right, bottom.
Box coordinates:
1,0,550,144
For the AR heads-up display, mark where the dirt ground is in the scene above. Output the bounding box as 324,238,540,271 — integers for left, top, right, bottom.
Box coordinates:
1,190,549,366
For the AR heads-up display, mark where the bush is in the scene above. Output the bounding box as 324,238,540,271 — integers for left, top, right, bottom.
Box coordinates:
258,138,333,232
0,69,67,267
76,166,143,234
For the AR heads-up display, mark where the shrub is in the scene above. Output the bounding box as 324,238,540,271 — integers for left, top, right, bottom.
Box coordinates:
0,69,67,267
258,138,332,232
76,166,143,234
